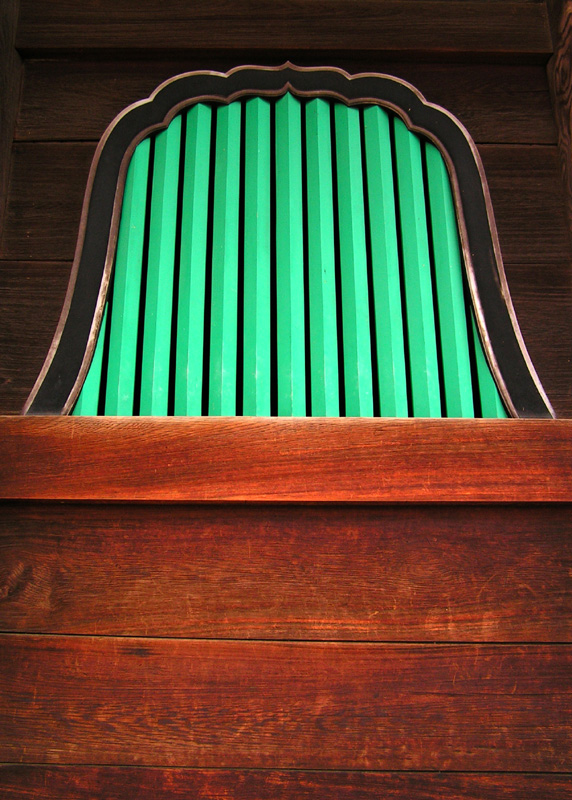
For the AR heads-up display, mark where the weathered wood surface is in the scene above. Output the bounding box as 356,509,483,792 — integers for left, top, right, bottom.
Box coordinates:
548,0,572,236
1,417,571,502
16,61,557,145
3,143,567,266
0,261,72,414
1,767,570,800
1,635,570,770
0,0,22,233
16,1,552,57
1,503,570,641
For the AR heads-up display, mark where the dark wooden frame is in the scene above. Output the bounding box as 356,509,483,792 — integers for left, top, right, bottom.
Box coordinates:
23,63,554,418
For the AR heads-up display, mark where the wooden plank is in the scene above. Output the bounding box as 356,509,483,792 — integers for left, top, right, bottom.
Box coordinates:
209,102,241,416
548,0,572,237
15,1,552,57
1,636,570,769
16,61,557,146
0,0,22,233
1,767,571,800
3,143,569,271
1,417,571,502
0,261,71,415
1,503,570,641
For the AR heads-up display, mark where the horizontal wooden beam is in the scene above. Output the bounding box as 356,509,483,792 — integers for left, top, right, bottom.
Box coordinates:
1,416,571,502
2,503,570,640
16,1,552,58
1,767,570,800
1,636,570,769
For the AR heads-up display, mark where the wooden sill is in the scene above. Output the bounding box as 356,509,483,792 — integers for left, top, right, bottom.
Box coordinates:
0,416,570,502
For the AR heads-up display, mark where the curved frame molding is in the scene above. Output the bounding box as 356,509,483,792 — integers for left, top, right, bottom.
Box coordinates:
23,62,554,418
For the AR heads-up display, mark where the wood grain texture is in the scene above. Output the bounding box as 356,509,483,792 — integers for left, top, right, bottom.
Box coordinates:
1,417,571,502
3,142,569,268
16,60,557,145
0,0,22,232
548,0,572,237
1,635,570,769
0,262,72,415
15,1,552,57
1,503,570,641
480,143,572,265
0,142,95,261
1,766,571,800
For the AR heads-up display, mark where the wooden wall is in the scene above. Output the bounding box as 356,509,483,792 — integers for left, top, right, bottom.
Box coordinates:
1,2,571,798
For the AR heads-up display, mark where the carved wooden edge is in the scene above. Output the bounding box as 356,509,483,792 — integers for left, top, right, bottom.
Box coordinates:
1,417,571,502
23,63,555,419
548,1,572,243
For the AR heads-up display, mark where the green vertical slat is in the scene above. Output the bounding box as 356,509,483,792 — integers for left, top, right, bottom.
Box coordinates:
394,116,441,418
104,138,150,415
72,303,109,416
363,106,408,418
306,98,339,417
275,93,306,417
471,313,508,418
425,142,474,418
174,104,212,416
209,102,241,416
140,116,182,415
243,97,271,416
334,103,373,418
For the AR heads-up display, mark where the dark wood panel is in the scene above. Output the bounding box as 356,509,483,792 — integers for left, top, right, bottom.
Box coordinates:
0,261,72,415
1,766,571,800
1,503,570,641
480,144,572,265
2,143,568,268
1,417,571,502
548,0,572,237
0,0,22,231
15,1,552,58
16,60,557,145
1,636,570,769
0,143,95,261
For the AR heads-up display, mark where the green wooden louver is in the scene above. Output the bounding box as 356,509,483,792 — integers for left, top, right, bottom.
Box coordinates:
73,95,507,418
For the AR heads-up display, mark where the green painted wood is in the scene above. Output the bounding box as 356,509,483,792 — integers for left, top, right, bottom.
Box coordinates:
208,102,241,416
334,104,373,418
275,93,306,417
174,104,212,416
104,137,150,415
363,105,408,418
471,313,508,418
72,303,109,416
140,116,181,415
425,142,475,418
305,98,339,417
243,97,271,417
394,116,441,418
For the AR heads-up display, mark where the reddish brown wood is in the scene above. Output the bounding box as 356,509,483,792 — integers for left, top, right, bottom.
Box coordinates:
1,766,570,800
15,1,551,58
1,503,570,641
15,60,557,146
1,635,570,769
0,261,72,415
1,417,571,502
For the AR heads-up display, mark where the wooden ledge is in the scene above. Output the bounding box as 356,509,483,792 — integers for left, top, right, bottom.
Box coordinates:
1,416,570,502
